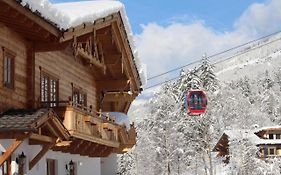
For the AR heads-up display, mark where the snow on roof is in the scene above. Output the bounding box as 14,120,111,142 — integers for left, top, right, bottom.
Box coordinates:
19,0,147,86
224,128,281,146
254,126,281,133
224,130,261,145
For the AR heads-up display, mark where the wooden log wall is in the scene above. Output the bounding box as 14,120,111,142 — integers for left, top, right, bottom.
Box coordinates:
34,48,98,110
0,23,28,111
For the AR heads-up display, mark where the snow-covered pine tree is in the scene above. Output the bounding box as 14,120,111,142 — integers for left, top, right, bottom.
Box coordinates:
198,54,219,92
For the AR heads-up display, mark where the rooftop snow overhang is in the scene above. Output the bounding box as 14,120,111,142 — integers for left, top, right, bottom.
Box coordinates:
0,0,61,42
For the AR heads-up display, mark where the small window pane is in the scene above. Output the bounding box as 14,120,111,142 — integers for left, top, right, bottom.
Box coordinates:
269,134,274,139
269,148,275,155
3,53,14,89
276,134,280,139
40,73,58,107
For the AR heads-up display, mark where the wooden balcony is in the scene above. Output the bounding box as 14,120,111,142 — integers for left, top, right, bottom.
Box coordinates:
116,123,137,153
41,101,136,156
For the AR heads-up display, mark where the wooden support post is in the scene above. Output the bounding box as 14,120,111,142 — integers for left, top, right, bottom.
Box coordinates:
29,144,52,170
0,139,23,166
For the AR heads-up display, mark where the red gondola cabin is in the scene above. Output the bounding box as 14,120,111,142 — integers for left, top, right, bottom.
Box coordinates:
186,90,207,115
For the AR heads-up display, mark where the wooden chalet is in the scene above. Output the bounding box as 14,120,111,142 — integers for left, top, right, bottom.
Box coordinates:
213,126,281,164
0,0,143,175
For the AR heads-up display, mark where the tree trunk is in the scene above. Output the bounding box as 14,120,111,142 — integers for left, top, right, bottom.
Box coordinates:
202,154,208,175
208,148,213,175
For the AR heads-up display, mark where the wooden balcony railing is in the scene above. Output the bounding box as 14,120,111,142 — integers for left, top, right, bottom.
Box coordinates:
40,101,136,151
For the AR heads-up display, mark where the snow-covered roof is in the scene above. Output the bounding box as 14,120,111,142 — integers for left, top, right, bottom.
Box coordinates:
224,130,261,145
19,0,147,86
224,129,281,146
254,126,281,133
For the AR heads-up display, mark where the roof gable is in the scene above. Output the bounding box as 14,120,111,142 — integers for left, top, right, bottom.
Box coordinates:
18,0,146,85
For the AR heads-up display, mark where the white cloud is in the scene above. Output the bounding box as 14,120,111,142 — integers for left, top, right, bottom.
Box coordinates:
235,0,281,36
134,0,281,83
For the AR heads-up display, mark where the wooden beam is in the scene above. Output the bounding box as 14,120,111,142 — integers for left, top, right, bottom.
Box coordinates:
103,92,136,102
45,122,60,138
55,141,72,147
2,0,60,37
79,142,93,155
29,133,57,144
70,131,119,148
49,117,71,141
69,140,84,154
96,79,130,91
29,144,52,170
0,139,23,166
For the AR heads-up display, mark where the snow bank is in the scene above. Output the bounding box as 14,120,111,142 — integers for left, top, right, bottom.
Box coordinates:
20,0,147,86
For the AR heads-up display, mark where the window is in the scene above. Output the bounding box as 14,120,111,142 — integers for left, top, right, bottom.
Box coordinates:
276,134,280,139
264,147,268,156
0,153,11,175
41,72,59,107
269,134,274,139
47,159,57,175
72,87,87,107
3,49,15,89
269,148,275,156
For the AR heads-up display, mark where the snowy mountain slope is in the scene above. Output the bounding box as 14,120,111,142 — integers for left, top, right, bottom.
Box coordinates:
214,33,281,81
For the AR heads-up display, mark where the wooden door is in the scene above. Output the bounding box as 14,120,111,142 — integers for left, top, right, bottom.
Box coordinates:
46,159,56,175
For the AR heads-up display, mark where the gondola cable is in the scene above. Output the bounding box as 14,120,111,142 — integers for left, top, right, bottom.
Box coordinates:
144,30,281,90
147,29,281,81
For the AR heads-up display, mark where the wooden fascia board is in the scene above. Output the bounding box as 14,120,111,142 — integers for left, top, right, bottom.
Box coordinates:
60,14,118,42
0,139,24,166
70,131,120,148
111,20,141,92
2,0,60,37
49,116,71,140
29,144,52,170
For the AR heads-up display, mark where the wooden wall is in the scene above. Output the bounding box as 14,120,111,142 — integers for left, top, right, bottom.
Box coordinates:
35,49,98,110
0,22,98,112
0,23,28,111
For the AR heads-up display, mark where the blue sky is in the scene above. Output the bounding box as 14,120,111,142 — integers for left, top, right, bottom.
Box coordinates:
50,0,266,34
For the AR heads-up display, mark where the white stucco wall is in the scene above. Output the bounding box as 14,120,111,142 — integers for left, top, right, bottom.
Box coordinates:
101,154,117,175
0,139,102,175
